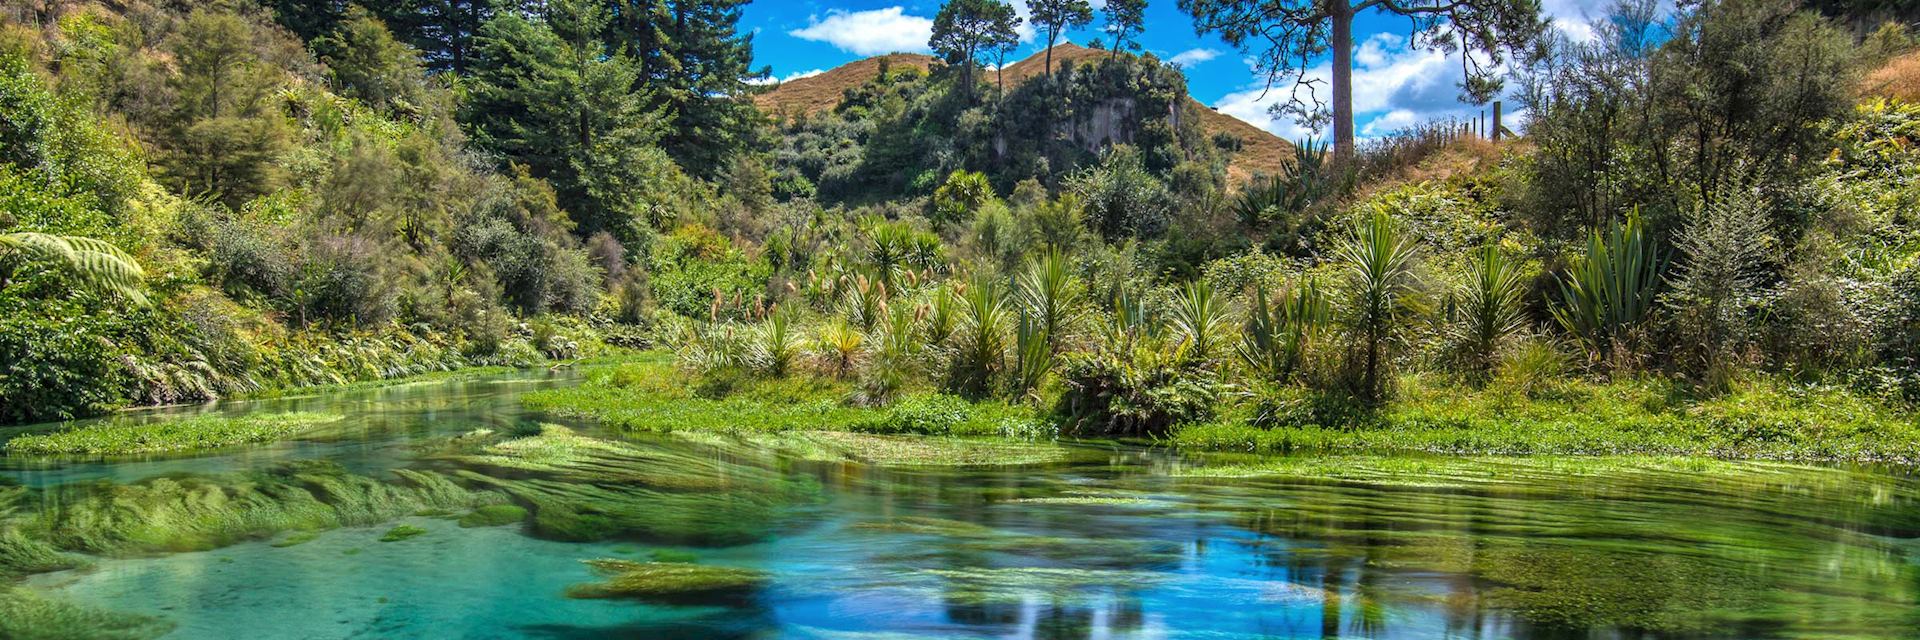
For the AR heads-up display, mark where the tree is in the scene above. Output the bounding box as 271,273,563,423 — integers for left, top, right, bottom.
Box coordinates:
1103,0,1148,60
603,0,770,177
312,7,428,115
464,0,668,241
930,0,1023,97
160,10,295,209
1032,0,1095,76
1180,0,1546,160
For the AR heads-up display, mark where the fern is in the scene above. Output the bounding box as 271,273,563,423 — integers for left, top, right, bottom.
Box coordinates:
0,232,147,304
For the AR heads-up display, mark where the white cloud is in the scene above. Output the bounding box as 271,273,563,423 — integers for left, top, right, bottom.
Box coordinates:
1168,48,1221,68
747,69,827,86
1210,32,1513,142
789,7,934,56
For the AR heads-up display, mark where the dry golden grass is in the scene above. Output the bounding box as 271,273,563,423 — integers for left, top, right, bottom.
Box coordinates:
1861,50,1920,103
754,43,1292,188
754,53,936,119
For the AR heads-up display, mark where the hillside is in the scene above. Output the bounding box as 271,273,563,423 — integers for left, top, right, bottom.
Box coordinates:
757,43,1292,187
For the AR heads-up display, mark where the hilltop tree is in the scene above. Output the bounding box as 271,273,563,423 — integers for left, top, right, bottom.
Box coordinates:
930,0,1023,97
1103,0,1148,60
1032,0,1095,76
1180,0,1547,160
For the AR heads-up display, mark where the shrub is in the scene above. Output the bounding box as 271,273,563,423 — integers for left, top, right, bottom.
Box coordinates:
1553,213,1663,371
1054,349,1221,437
855,394,972,435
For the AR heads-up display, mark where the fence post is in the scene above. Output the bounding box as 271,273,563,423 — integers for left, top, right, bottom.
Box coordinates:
1492,101,1503,141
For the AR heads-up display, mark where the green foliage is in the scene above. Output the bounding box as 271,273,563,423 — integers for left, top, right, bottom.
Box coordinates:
948,274,1013,398
1553,214,1664,369
932,170,996,225
930,0,1024,94
1070,145,1175,240
1237,281,1330,383
1055,347,1222,436
1450,246,1529,383
0,232,146,304
464,2,670,241
0,587,173,640
1334,208,1423,403
1668,182,1776,385
1169,280,1232,363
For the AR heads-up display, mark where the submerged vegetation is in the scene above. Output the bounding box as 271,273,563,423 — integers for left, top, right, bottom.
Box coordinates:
4,412,345,455
563,559,768,602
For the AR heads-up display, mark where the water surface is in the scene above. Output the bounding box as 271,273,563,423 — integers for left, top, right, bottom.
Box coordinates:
6,371,1919,639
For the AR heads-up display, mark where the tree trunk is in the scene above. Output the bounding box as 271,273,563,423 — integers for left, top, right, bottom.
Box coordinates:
1045,32,1056,77
1330,2,1356,162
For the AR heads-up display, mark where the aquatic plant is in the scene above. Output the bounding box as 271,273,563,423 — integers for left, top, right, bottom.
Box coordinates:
563,559,769,602
456,504,528,528
0,587,173,640
4,412,346,455
27,462,499,555
378,524,428,542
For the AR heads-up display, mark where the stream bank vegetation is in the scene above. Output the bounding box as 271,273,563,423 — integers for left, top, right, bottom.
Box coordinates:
2,0,1918,467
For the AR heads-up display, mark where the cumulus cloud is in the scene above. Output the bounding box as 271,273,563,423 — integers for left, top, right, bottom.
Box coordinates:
789,7,934,56
1210,33,1514,142
1168,48,1221,68
747,68,827,86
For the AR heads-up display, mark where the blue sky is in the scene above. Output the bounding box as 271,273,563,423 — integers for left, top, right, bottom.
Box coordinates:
740,0,1615,141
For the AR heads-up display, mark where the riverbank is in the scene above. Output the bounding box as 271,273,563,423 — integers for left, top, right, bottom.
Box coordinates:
7,351,1917,465
522,354,1920,466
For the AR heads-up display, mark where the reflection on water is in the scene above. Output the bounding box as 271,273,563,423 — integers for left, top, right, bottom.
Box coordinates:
4,371,1919,639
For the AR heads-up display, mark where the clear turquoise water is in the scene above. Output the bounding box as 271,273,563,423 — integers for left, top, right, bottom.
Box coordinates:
6,371,1920,639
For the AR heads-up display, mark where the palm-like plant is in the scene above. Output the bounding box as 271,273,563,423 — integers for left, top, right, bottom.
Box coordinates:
812,318,865,378
1013,312,1052,397
1014,249,1084,355
746,309,802,377
1334,209,1422,404
1552,213,1663,369
1169,280,1232,363
948,275,1012,398
0,232,147,304
1453,245,1529,383
1237,280,1330,382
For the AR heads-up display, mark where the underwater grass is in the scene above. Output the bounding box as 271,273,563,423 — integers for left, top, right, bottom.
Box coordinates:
25,462,502,556
457,504,528,528
378,524,428,542
440,425,814,544
563,559,768,602
4,413,346,456
0,587,174,640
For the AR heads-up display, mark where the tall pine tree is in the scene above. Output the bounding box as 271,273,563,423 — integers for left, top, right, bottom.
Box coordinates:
464,0,671,241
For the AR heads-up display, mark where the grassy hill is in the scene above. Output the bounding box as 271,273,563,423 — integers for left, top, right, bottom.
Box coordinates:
756,43,1292,187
